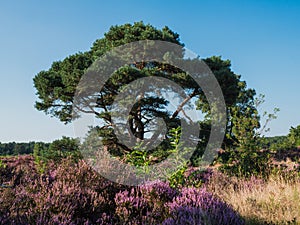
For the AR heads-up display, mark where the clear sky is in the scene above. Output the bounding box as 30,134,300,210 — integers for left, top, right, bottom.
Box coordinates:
0,0,299,142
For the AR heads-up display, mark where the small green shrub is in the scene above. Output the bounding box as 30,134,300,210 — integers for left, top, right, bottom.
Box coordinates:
220,149,271,178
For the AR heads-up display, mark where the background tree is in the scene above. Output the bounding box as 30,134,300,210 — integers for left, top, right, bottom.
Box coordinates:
48,136,80,160
33,137,80,166
287,125,300,147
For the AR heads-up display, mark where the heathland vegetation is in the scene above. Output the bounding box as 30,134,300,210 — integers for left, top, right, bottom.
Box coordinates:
0,22,299,224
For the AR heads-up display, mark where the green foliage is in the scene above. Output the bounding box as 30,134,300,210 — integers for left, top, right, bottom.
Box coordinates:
125,142,151,174
33,142,49,173
166,127,189,188
47,136,81,161
123,126,189,186
0,141,38,156
33,52,93,123
169,126,181,151
33,137,81,171
0,159,6,169
257,136,287,150
168,164,187,188
220,95,279,178
259,125,300,152
190,56,260,166
288,125,300,147
221,149,271,178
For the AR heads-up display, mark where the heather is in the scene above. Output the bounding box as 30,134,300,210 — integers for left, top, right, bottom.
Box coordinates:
0,155,243,225
1,154,299,225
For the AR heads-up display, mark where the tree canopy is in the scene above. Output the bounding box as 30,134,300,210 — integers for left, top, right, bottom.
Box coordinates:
33,22,259,163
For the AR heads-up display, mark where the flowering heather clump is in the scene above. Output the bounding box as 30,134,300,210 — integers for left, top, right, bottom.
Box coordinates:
0,156,243,224
140,180,178,202
184,167,214,187
114,180,243,224
0,157,123,224
115,180,179,223
0,155,37,186
115,189,149,223
164,187,244,225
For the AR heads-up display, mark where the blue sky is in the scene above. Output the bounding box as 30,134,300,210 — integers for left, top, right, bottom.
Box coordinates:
0,0,299,142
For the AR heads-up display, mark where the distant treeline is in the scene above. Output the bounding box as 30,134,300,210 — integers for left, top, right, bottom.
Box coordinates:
259,136,288,149
0,142,49,156
0,127,298,157
260,125,300,151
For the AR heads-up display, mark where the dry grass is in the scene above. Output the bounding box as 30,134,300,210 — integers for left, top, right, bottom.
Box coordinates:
206,173,300,224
